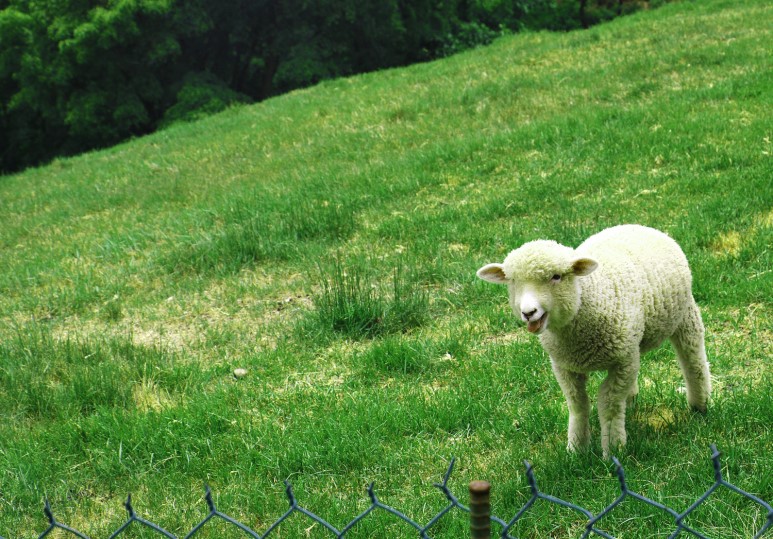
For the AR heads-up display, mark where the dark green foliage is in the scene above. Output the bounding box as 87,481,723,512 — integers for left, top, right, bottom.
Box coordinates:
0,0,657,174
436,21,505,58
1,0,181,171
159,72,249,128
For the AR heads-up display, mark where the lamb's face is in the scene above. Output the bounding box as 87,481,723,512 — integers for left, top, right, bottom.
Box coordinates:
477,241,598,335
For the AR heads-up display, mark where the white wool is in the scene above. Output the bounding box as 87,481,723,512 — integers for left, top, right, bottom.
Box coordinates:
477,224,711,458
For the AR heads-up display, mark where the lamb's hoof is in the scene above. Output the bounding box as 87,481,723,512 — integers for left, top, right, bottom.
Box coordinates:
567,444,590,454
690,403,708,415
567,430,591,453
602,444,627,461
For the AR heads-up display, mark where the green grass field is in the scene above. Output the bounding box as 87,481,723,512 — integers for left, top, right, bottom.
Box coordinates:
1,0,771,537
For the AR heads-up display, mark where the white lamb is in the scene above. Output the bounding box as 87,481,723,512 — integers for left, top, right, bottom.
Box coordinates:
477,224,711,458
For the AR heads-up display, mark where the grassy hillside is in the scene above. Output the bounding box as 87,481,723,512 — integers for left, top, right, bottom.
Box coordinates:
1,0,771,537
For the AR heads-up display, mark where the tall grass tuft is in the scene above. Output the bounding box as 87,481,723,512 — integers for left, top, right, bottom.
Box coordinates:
310,259,430,339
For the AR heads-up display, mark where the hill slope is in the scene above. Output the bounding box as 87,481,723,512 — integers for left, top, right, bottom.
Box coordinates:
1,0,771,537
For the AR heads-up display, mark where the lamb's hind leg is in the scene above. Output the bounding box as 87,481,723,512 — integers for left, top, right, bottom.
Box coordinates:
670,299,711,413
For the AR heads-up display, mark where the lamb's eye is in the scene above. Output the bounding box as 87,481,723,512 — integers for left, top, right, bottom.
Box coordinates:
551,274,562,282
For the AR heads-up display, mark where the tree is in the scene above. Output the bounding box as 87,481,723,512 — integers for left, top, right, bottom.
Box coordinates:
0,0,653,173
1,0,182,170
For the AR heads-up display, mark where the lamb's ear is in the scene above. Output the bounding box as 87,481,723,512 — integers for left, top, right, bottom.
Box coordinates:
571,257,598,276
477,263,509,284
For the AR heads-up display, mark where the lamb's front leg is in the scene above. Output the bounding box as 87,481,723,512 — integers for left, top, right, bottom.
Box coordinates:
597,360,639,459
551,361,590,452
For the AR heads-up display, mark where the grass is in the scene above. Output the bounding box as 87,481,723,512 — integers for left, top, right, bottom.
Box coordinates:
0,0,771,536
308,259,430,340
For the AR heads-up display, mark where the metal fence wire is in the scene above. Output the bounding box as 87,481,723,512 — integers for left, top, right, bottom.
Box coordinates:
7,444,772,539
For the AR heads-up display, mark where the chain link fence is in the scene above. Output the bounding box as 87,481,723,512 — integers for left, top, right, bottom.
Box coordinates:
7,445,771,539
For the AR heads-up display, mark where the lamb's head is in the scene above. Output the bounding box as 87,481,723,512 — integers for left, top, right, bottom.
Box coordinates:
477,240,598,334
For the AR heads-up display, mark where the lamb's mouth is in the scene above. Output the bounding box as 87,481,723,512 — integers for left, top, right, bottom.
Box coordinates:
526,313,548,334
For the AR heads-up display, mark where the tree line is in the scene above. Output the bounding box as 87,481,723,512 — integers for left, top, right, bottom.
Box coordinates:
0,0,655,174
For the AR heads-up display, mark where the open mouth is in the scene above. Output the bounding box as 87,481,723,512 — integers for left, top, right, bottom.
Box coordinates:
526,313,548,334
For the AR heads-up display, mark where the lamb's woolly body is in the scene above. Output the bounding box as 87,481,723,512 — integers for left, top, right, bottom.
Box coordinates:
478,225,711,458
534,226,693,369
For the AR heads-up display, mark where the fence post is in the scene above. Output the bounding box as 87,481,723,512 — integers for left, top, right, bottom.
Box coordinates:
469,480,491,539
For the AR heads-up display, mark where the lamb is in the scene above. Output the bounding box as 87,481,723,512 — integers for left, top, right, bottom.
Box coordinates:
477,224,711,458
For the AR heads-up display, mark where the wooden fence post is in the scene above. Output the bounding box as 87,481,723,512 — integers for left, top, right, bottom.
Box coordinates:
469,480,491,538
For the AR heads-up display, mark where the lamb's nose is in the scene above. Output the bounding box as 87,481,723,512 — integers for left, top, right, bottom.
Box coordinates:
522,308,537,320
